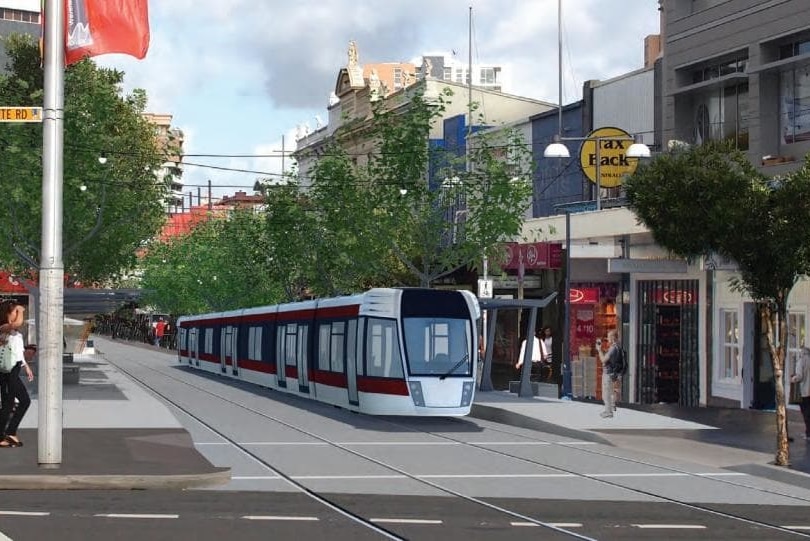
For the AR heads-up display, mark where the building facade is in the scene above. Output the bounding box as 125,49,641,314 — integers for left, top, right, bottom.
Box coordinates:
0,0,40,72
142,113,185,211
662,0,810,409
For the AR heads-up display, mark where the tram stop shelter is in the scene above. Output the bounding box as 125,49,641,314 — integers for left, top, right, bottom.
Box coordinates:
478,294,558,398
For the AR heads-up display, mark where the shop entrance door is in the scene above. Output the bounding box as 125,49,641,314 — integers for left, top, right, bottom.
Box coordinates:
655,305,681,403
637,280,700,406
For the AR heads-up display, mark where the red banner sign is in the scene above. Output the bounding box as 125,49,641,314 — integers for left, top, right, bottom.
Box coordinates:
569,287,600,305
500,242,563,270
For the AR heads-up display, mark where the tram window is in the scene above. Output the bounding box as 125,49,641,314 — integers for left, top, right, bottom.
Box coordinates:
248,327,262,360
366,318,404,378
318,324,331,371
223,328,233,357
285,323,298,366
179,329,186,350
403,318,471,376
204,328,213,355
331,322,345,373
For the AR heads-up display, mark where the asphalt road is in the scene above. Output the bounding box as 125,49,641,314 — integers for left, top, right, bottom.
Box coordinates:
0,491,808,540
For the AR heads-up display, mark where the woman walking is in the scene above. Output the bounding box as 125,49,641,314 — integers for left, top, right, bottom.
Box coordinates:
0,300,34,447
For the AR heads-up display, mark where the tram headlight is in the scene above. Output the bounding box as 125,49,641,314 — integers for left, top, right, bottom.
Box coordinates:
408,381,425,407
460,381,474,407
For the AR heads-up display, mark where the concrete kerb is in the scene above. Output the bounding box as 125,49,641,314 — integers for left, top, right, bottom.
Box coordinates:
0,469,232,490
469,403,612,445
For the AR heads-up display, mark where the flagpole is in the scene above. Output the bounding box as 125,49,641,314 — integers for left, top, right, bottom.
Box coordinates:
39,0,66,467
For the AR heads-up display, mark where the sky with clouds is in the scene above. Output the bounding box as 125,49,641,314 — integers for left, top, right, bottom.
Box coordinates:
96,0,661,200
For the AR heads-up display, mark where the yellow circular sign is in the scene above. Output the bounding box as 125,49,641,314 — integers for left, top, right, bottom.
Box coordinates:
579,127,638,188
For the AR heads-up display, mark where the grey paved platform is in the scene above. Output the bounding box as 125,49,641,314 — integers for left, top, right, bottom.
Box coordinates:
0,344,230,490
471,390,810,480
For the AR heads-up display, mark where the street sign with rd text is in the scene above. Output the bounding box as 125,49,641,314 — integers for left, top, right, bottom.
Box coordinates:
0,107,43,123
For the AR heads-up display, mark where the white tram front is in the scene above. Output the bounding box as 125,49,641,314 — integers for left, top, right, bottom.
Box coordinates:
176,288,480,416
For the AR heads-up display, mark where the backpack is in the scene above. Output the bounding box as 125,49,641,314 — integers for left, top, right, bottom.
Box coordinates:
612,347,627,378
0,342,15,373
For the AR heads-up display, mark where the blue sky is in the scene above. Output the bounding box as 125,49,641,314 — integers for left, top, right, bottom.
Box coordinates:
96,0,661,200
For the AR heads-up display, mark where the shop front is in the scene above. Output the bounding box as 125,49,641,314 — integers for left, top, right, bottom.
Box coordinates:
636,279,701,406
569,282,619,400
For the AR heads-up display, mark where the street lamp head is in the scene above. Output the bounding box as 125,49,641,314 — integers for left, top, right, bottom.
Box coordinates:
399,187,408,196
627,135,651,159
98,154,108,165
544,135,570,159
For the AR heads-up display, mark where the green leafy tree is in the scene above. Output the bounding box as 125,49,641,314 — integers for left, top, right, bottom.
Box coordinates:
0,34,171,282
362,86,534,287
625,142,810,466
140,209,283,314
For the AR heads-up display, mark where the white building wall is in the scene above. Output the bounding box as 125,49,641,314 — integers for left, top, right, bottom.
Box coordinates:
592,68,655,146
0,0,39,10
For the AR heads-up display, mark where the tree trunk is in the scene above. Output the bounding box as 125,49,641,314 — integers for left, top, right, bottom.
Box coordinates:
762,299,790,466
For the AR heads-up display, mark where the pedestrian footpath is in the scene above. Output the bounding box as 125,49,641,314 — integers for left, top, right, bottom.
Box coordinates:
0,345,229,490
471,390,810,486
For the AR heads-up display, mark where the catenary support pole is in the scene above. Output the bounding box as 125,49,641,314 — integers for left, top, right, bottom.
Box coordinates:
562,211,573,398
39,0,66,467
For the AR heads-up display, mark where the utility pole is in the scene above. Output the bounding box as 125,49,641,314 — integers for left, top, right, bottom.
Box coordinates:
281,134,286,176
39,0,66,467
208,179,212,210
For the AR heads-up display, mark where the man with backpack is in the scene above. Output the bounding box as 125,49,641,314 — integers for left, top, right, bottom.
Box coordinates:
596,330,624,418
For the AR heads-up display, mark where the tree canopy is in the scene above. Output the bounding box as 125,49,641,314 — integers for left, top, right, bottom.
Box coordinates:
140,85,534,313
0,34,175,282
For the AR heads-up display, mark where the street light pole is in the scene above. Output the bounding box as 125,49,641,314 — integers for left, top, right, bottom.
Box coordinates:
39,0,66,467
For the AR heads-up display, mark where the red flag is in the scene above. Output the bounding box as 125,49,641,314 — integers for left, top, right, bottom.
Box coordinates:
64,0,150,66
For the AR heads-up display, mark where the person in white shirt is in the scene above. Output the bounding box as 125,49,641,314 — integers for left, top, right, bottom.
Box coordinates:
515,329,544,370
0,301,33,448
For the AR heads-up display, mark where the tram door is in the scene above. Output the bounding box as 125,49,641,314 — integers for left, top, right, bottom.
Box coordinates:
346,320,359,406
189,329,199,367
229,327,239,376
297,323,311,394
220,327,232,374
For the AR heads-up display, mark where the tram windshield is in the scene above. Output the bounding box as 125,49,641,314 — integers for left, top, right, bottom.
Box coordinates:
402,317,472,377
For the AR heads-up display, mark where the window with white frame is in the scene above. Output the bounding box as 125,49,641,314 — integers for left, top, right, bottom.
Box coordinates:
480,67,496,85
788,312,807,401
719,309,740,381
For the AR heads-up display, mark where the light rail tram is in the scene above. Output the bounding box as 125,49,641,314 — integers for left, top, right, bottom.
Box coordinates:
176,288,480,416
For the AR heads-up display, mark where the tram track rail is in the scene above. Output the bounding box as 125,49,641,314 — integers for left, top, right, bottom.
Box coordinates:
104,346,810,539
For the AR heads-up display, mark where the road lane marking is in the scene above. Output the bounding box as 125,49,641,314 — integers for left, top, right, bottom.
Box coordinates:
632,524,706,529
0,511,50,516
371,518,442,525
783,526,810,530
242,516,319,521
588,472,747,478
94,514,179,519
512,522,582,528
